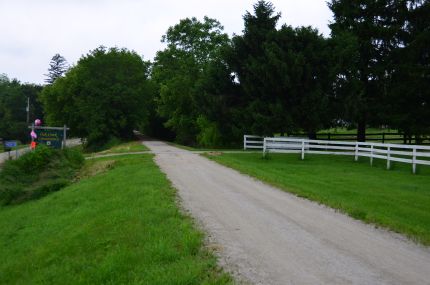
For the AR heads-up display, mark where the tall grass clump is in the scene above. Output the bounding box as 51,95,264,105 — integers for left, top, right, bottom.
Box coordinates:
0,145,84,205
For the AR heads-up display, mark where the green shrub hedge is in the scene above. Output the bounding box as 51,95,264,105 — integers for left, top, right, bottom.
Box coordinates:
0,146,84,205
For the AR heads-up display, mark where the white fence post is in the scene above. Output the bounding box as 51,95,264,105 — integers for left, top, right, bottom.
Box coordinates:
243,135,247,150
412,147,417,174
387,146,391,170
370,144,374,166
301,140,305,160
263,138,267,158
354,142,358,161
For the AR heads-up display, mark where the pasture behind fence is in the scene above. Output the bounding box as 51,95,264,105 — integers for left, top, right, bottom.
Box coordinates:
287,132,430,145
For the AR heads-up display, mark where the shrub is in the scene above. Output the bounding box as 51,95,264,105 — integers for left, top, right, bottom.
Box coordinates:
0,146,84,205
196,116,223,148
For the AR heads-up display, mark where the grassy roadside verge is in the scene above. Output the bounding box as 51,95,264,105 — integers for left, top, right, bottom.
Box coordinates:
93,140,149,154
205,152,430,245
0,154,231,284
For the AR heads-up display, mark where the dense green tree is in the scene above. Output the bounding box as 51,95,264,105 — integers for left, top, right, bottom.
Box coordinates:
389,1,430,142
152,17,232,146
228,1,282,136
40,47,153,149
44,54,69,84
277,26,333,138
328,0,409,141
0,75,43,142
229,1,332,137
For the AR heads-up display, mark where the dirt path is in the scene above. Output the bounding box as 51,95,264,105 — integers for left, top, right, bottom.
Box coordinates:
144,140,430,285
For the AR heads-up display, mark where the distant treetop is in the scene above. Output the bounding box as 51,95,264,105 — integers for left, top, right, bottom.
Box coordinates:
44,54,69,84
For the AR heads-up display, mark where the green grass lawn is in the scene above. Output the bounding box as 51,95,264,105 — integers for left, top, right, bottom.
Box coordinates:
0,155,231,284
96,140,149,154
205,152,430,245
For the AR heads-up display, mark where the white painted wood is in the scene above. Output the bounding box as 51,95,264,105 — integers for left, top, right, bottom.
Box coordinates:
311,145,355,151
387,146,391,170
301,140,305,160
355,142,358,161
257,135,430,173
244,135,264,150
415,159,430,166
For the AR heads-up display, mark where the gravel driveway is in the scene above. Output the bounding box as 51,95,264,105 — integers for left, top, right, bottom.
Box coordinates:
144,140,430,285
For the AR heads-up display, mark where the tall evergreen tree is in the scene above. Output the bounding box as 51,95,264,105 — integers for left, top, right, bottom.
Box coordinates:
229,1,332,137
389,1,430,142
44,53,68,84
228,1,285,136
328,0,401,141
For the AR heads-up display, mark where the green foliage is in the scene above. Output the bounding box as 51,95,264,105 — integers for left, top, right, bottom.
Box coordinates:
4,1,428,149
153,17,233,146
0,155,231,284
0,74,43,142
196,116,222,147
0,145,84,204
40,47,154,149
327,0,429,140
207,153,430,245
228,1,333,137
389,1,430,140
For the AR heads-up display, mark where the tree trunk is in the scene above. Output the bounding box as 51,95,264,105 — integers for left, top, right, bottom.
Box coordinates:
357,119,366,142
308,131,317,140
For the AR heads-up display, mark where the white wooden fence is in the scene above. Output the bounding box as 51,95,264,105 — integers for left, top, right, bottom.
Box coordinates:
243,135,264,150
264,137,430,173
243,135,430,174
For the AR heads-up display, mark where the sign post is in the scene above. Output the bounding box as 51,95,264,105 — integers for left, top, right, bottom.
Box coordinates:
4,140,18,159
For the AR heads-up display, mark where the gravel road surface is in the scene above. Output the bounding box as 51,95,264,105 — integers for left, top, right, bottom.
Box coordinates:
144,140,430,285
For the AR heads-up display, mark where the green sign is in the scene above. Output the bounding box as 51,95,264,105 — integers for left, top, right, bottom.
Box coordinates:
35,129,64,149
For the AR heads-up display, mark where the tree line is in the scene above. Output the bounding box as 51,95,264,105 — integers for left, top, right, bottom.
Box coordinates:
1,0,428,149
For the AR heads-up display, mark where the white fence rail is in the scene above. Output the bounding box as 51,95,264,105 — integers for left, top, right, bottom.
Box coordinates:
244,135,264,150
263,137,430,174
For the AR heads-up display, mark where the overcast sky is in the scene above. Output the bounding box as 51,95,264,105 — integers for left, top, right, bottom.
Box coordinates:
0,0,333,85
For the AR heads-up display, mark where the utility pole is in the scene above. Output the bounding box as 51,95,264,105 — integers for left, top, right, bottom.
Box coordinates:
26,97,30,124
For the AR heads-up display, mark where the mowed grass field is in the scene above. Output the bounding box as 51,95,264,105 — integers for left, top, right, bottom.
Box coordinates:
0,155,231,284
205,153,430,245
96,141,149,154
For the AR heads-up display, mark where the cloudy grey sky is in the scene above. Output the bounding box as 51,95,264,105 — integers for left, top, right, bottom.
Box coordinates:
0,0,333,85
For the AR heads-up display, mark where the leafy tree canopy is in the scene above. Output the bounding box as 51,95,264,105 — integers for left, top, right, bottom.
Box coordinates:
40,47,153,149
0,75,42,142
153,17,232,146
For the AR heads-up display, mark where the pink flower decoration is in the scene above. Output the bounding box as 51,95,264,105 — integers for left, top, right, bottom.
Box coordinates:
31,130,37,139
